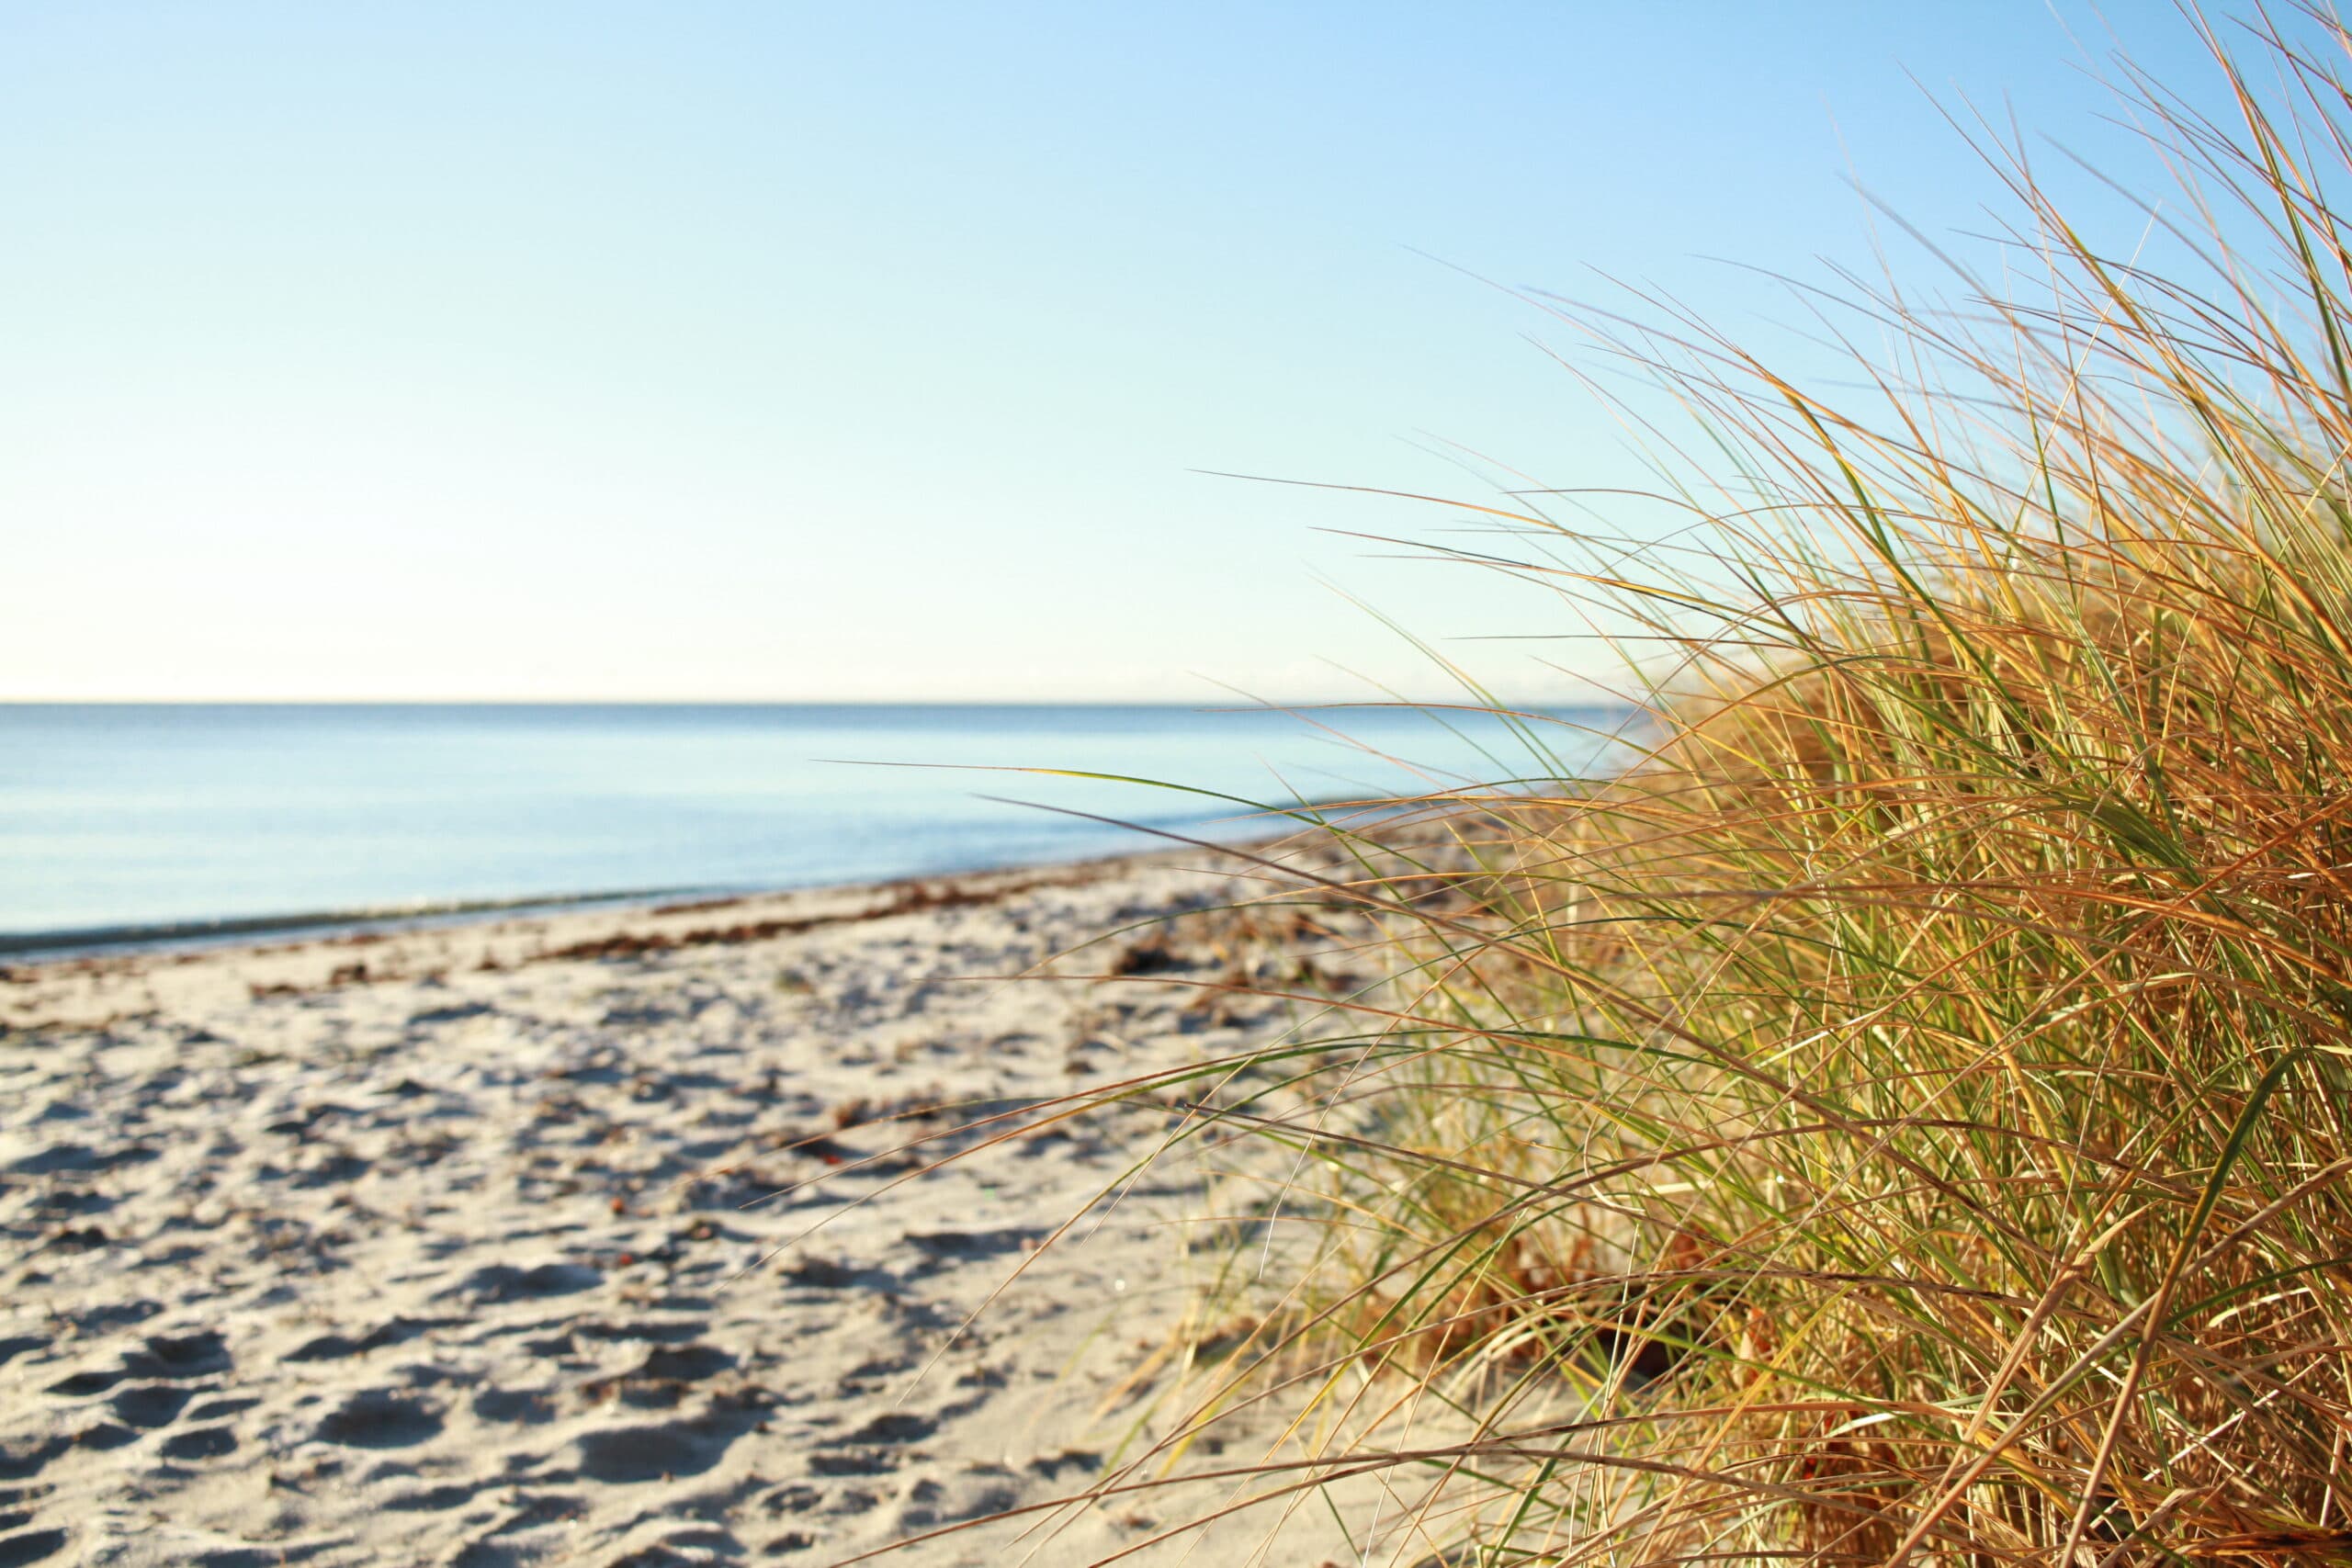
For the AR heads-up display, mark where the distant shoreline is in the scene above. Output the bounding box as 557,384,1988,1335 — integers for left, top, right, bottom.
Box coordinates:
0,802,1442,964
0,831,1291,964
0,886,698,961
0,702,1626,962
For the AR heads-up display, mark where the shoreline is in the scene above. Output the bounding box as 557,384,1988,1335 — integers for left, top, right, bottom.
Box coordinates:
0,888,699,964
0,811,1351,965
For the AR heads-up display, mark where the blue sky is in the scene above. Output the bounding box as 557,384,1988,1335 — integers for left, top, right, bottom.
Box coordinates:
2,3,2230,701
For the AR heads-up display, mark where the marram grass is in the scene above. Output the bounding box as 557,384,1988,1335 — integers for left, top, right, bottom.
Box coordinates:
1081,7,2352,1564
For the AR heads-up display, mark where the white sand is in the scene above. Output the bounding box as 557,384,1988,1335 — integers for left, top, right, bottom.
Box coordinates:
0,852,1384,1567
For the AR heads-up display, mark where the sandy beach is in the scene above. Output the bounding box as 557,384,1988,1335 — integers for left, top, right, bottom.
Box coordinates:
0,850,1381,1567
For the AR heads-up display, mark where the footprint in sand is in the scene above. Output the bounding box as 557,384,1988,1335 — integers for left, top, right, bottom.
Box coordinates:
628,1344,734,1382
574,1411,752,1483
757,1482,825,1515
441,1261,599,1303
105,1383,191,1430
313,1389,444,1449
186,1395,259,1422
7,1143,156,1176
69,1422,136,1453
44,1329,230,1398
0,1526,70,1566
0,1437,67,1483
157,1426,238,1461
829,1411,935,1447
285,1315,451,1362
130,1330,231,1380
470,1387,555,1424
900,1226,1050,1280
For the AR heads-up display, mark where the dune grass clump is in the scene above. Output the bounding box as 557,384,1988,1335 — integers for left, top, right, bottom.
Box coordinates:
1122,8,2352,1562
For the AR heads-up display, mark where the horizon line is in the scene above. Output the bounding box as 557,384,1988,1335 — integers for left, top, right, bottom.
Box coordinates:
0,694,1611,709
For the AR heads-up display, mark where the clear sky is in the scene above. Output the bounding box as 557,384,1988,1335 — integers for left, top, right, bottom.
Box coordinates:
2,3,2233,702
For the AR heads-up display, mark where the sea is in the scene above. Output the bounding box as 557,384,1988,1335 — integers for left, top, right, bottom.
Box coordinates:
0,703,1634,953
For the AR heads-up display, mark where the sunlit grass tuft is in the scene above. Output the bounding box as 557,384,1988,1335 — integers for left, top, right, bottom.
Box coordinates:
1098,7,2352,1562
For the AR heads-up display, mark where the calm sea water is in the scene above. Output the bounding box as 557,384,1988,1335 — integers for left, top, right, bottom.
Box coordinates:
0,704,1629,949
